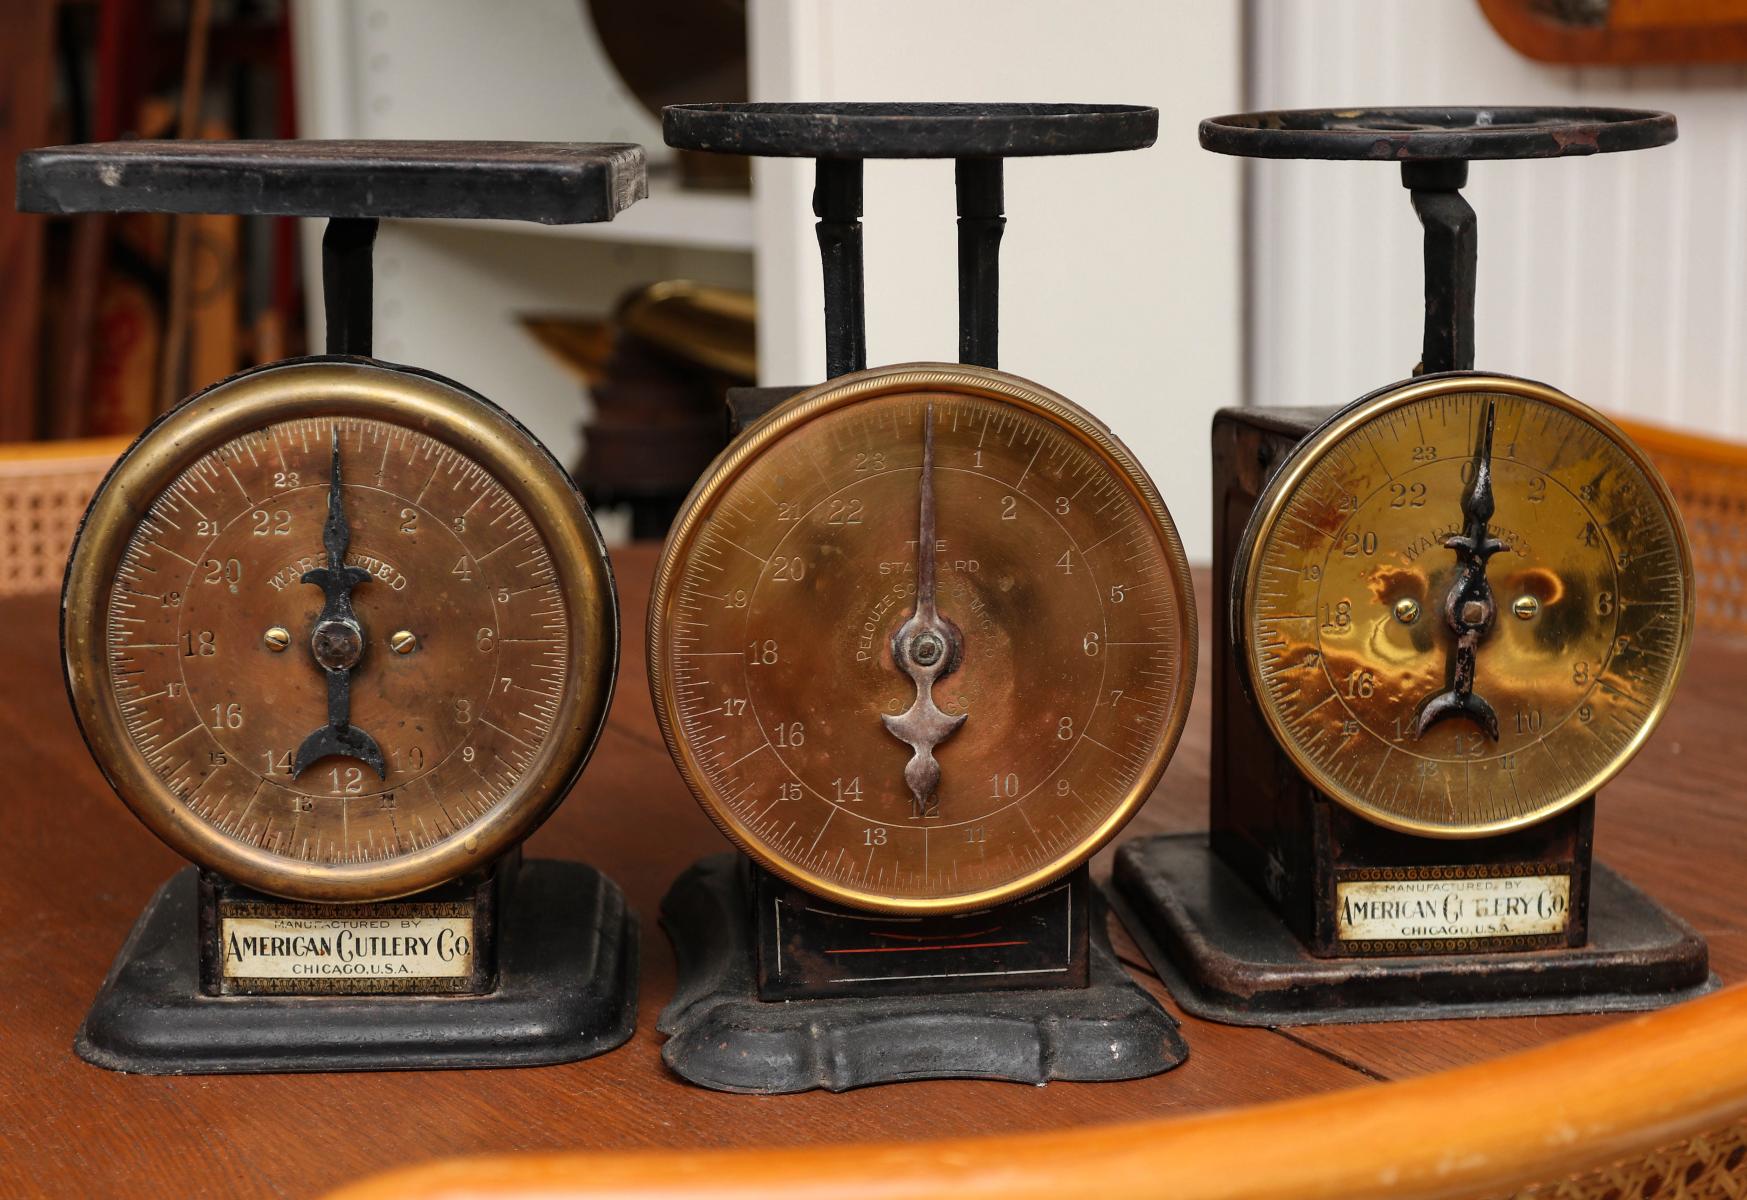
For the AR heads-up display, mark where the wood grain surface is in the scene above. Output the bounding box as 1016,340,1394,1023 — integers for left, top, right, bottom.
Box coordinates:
0,545,1738,1199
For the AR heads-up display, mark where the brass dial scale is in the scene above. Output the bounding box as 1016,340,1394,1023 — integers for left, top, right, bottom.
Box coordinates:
651,103,1197,1093
654,368,1193,915
1113,108,1715,1023
19,140,641,1072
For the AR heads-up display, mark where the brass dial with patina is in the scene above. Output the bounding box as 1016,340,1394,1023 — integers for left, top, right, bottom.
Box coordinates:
1237,373,1693,838
648,364,1197,914
63,360,618,902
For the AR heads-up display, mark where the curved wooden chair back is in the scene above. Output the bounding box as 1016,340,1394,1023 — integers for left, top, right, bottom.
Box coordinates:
328,982,1747,1200
0,438,126,597
1615,417,1747,640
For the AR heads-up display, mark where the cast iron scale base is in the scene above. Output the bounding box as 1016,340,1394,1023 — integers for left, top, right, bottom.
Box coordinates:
656,102,1185,1093
660,856,1183,1094
21,140,645,1073
1111,107,1716,1024
79,859,636,1074
1114,836,1712,1026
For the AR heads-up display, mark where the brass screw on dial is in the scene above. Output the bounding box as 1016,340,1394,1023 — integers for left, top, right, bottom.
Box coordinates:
390,630,418,654
910,632,945,666
1394,598,1420,624
1512,596,1540,620
263,626,291,652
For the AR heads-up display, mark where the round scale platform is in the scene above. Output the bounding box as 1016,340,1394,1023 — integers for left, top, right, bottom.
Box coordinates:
1198,105,1675,160
661,100,1162,382
664,101,1157,159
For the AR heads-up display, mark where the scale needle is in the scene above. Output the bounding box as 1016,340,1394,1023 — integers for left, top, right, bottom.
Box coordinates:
1413,397,1507,741
882,405,967,818
291,429,387,778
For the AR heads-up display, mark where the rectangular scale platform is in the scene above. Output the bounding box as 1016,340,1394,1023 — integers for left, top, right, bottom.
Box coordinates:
16,139,646,222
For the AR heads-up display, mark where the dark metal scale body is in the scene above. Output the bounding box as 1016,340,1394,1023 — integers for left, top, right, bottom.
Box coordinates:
655,103,1185,1093
1112,108,1714,1024
1207,403,1596,959
20,141,640,1072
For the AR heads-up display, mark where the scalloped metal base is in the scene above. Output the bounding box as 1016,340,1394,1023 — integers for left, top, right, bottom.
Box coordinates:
657,854,1187,1094
76,860,638,1074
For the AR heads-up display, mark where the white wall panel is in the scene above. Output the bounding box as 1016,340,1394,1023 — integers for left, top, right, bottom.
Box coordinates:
1249,0,1747,440
749,0,1244,562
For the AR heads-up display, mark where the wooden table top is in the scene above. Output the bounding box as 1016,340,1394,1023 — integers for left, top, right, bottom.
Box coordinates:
2,543,1740,1198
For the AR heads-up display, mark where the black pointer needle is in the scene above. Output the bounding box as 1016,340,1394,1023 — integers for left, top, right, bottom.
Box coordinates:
1414,398,1507,741
291,429,387,779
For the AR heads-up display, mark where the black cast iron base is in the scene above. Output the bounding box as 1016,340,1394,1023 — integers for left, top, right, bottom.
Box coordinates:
1112,833,1716,1026
657,854,1186,1094
76,859,638,1074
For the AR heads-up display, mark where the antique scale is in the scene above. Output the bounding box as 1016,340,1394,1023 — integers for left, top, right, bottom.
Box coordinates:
1113,108,1715,1022
647,103,1199,1092
18,141,640,1072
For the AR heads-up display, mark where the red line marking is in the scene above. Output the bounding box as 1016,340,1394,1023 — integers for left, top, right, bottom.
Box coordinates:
824,940,1029,955
865,927,1000,943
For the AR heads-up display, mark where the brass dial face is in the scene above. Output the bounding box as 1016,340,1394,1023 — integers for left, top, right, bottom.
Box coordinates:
649,364,1197,913
63,360,618,902
1237,374,1694,838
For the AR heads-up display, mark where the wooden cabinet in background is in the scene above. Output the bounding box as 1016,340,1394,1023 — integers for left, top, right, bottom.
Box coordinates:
1481,0,1747,62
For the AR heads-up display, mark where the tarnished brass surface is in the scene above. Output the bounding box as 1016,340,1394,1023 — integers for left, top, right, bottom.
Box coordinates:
1237,374,1693,838
648,364,1196,913
63,360,618,902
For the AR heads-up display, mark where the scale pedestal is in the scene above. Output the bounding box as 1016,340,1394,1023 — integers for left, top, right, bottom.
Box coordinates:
655,102,1183,1093
1112,108,1715,1024
659,856,1182,1094
1114,836,1711,1026
21,139,644,1073
80,858,636,1074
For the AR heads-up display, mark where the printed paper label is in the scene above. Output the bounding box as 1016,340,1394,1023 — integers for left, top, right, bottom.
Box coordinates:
220,914,475,981
1335,873,1571,942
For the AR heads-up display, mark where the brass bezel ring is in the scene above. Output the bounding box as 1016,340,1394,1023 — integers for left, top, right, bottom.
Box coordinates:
647,362,1199,913
1234,371,1696,839
62,358,620,902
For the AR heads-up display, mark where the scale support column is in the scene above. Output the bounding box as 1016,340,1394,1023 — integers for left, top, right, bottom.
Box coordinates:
955,157,1005,369
321,216,379,358
1403,159,1476,375
813,159,867,379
